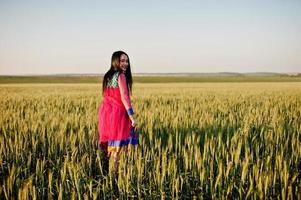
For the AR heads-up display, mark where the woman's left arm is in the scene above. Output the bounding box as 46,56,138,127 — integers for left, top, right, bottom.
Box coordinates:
118,73,134,116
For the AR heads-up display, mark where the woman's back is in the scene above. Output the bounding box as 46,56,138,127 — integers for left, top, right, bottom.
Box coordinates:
103,71,124,108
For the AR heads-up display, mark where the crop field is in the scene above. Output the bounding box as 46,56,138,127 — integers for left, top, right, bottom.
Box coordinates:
1,82,301,199
1,75,301,84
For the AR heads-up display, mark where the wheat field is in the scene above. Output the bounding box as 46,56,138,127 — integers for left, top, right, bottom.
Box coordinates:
1,82,301,199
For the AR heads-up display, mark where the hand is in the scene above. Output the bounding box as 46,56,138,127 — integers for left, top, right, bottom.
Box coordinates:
131,118,137,127
129,115,137,127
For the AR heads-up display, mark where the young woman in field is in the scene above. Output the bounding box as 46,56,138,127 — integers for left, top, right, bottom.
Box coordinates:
98,51,138,191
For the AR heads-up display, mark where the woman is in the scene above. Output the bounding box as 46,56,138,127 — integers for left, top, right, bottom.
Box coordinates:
98,50,138,190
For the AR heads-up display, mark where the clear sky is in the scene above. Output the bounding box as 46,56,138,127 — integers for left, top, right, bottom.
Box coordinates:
0,0,300,75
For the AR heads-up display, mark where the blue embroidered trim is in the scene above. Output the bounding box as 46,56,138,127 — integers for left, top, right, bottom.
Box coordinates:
108,138,139,147
127,108,134,115
107,127,139,147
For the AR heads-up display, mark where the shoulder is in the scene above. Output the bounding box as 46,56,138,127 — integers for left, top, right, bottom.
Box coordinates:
110,71,120,81
118,72,126,80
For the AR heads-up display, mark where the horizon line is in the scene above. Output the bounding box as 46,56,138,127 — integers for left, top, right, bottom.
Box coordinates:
1,71,301,76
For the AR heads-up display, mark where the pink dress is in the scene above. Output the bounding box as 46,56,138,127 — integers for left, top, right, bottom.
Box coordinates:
98,71,138,154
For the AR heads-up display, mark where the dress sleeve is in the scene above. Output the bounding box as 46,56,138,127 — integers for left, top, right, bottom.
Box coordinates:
118,73,134,115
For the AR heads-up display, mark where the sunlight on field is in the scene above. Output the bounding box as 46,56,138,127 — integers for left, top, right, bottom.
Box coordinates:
1,83,301,199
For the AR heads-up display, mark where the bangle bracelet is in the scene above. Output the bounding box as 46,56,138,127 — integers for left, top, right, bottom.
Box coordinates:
127,108,134,116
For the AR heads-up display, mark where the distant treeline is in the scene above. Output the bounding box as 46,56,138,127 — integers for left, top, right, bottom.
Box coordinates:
1,75,301,83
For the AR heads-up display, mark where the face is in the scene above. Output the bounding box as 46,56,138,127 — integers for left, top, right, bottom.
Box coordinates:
119,54,129,72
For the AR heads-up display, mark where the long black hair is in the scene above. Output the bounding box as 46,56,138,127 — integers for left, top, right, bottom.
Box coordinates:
102,51,133,94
